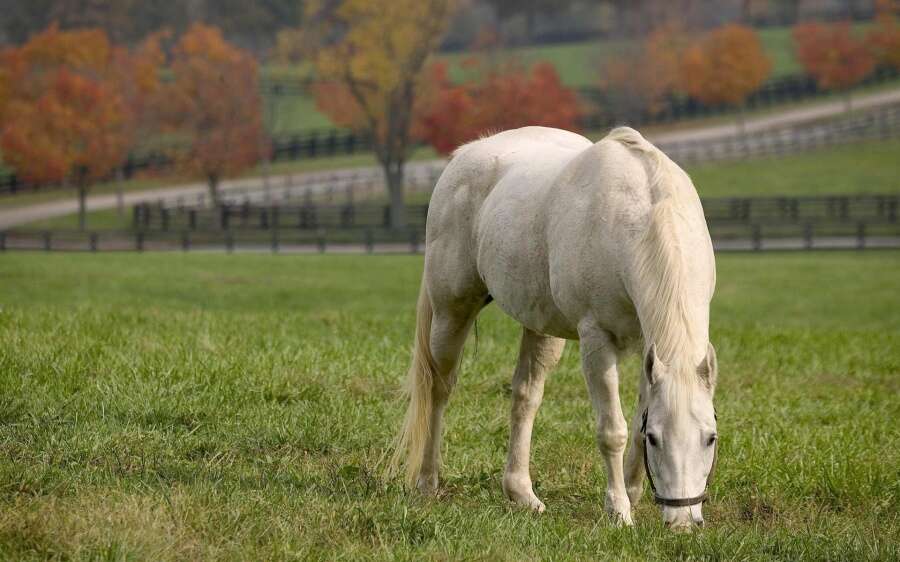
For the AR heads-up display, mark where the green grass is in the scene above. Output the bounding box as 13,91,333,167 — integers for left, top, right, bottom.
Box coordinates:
0,251,897,560
688,138,900,198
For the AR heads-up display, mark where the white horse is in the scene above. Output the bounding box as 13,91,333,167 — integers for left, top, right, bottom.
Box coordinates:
391,126,718,530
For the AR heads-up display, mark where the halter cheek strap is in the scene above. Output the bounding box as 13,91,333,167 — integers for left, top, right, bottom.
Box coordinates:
640,408,718,508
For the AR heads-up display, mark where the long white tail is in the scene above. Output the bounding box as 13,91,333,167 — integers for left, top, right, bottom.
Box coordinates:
390,281,439,487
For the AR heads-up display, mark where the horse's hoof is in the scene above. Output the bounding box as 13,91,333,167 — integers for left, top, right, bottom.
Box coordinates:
611,510,634,527
509,493,546,513
503,476,546,513
415,474,439,496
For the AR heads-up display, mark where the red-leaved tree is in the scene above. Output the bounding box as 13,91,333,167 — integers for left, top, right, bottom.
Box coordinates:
416,60,582,155
793,22,876,110
680,24,771,132
0,25,157,228
868,0,900,71
600,24,688,123
159,24,265,203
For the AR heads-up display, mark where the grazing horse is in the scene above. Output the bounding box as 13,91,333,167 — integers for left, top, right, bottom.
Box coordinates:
391,126,718,529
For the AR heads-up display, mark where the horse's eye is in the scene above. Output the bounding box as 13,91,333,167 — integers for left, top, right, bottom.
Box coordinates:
647,433,659,447
706,435,718,447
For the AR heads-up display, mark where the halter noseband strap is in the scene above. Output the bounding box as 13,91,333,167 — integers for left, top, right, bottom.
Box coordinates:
640,408,718,508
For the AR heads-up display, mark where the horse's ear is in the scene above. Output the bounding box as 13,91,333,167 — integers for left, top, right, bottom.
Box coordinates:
697,342,718,390
644,344,660,385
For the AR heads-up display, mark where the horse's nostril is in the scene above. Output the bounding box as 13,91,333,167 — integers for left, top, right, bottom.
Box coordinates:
696,519,705,528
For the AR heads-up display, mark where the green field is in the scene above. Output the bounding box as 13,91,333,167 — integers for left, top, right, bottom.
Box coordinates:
0,252,897,560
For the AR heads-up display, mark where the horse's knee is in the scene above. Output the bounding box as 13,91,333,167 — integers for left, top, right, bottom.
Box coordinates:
510,379,542,410
597,427,628,455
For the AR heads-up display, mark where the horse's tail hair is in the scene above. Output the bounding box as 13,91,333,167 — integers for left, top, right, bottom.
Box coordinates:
389,280,438,487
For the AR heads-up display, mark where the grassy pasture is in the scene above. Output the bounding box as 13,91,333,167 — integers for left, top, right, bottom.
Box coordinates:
0,251,898,560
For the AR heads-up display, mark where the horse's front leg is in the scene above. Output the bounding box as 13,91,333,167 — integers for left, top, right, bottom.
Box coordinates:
624,379,649,505
503,328,566,513
579,328,633,526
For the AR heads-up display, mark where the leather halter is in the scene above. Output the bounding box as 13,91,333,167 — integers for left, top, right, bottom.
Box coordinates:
640,408,718,508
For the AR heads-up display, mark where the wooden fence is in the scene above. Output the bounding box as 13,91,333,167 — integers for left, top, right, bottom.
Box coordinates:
4,194,898,253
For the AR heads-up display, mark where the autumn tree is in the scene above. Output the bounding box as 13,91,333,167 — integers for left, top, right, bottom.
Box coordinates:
793,22,876,111
309,0,454,229
0,25,159,228
600,24,688,123
416,59,582,155
680,24,771,132
160,24,265,203
868,0,900,71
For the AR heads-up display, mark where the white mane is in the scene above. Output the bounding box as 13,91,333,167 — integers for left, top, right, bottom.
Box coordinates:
605,127,706,390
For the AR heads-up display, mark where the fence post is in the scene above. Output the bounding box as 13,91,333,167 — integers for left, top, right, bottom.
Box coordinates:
220,204,230,230
43,231,51,252
161,208,170,231
182,231,190,252
752,224,761,251
317,230,326,253
856,222,866,250
136,231,144,252
409,228,419,254
90,232,98,252
804,223,813,250
365,228,374,254
0,231,5,251
271,227,279,254
226,230,234,253
189,209,197,231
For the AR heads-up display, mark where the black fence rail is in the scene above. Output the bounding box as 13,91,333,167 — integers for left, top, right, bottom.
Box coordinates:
128,194,899,234
3,220,898,254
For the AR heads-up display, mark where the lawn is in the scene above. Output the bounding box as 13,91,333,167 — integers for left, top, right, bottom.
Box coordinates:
0,251,897,560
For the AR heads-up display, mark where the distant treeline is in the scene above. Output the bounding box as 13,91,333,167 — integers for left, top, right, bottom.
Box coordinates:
0,0,881,54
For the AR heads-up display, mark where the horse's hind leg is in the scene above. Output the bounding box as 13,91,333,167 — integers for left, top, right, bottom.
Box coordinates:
415,300,481,492
503,328,566,513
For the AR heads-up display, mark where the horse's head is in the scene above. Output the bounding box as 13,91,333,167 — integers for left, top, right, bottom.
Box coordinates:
641,343,718,531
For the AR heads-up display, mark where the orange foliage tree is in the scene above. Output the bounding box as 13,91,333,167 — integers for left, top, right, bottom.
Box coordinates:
680,24,771,131
793,22,875,110
868,0,900,71
600,25,688,123
415,60,582,155
160,24,265,203
0,25,161,228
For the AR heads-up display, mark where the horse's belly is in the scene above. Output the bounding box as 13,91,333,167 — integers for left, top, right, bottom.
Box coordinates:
475,189,579,340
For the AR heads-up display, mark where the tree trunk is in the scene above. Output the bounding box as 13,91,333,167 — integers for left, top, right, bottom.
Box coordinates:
208,173,220,205
384,162,406,230
115,168,125,218
78,185,88,231
736,104,747,136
